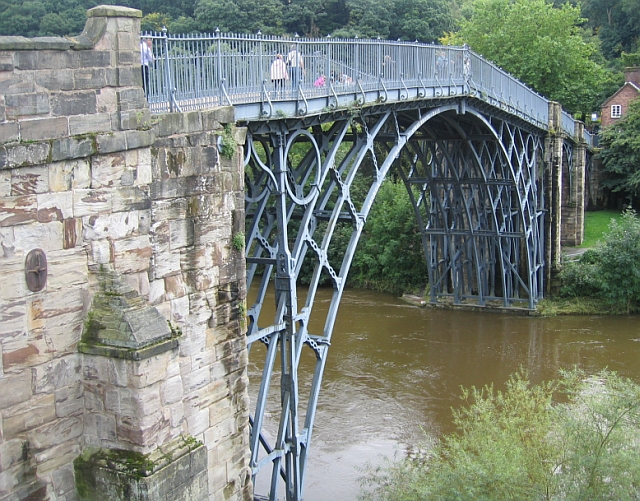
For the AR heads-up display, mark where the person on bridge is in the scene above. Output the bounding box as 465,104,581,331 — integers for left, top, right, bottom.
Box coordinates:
140,38,154,98
286,44,304,92
270,54,289,98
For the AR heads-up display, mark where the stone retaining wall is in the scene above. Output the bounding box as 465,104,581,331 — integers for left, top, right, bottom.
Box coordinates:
0,6,251,501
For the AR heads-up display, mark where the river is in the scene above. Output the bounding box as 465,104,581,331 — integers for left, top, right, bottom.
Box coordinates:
248,287,640,500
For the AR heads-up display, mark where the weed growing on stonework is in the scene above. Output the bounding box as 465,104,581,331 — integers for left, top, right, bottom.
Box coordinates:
232,231,245,252
219,124,237,159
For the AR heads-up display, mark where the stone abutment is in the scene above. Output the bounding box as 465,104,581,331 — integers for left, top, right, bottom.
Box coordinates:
0,6,251,501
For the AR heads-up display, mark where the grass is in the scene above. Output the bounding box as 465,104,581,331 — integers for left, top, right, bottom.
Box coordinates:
578,210,623,248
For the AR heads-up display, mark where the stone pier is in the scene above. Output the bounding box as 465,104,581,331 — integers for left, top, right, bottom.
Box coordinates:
0,6,251,501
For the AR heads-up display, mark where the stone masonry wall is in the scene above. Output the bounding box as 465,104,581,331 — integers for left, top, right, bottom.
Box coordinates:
0,6,251,501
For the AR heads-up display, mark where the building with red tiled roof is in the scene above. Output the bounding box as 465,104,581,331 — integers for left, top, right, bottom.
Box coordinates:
600,67,640,128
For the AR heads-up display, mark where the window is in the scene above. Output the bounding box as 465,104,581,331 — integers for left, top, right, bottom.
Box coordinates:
611,104,622,118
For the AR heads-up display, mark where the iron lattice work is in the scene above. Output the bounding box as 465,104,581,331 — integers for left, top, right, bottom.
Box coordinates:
244,100,546,500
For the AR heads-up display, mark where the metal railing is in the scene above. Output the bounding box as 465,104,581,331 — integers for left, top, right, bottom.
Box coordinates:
141,30,579,134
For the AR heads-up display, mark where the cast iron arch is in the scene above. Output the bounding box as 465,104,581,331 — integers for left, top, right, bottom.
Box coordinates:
244,100,546,500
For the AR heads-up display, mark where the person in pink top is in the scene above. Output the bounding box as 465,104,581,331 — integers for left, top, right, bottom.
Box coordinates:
270,54,289,98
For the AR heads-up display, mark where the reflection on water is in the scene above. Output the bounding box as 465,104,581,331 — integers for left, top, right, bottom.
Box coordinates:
248,286,640,500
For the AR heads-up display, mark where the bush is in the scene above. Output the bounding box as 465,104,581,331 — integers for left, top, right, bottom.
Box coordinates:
558,209,640,312
360,369,640,501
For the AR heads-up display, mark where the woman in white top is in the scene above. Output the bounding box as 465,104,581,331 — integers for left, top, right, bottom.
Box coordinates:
270,54,289,97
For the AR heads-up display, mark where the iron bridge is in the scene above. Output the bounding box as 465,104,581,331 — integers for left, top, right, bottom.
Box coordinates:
145,31,593,501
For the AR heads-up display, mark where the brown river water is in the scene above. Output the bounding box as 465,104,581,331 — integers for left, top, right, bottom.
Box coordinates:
249,287,640,500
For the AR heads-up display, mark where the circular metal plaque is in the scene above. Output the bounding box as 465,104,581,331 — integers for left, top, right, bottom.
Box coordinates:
25,249,47,292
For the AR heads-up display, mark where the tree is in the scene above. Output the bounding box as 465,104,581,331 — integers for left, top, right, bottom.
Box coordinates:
360,369,640,501
391,0,456,43
443,0,608,114
351,180,428,294
194,0,284,34
599,98,640,202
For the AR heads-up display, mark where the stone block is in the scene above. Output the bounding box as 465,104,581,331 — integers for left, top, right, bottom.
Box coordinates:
96,130,127,154
169,296,190,326
91,152,126,188
116,66,140,87
20,117,69,142
0,53,14,72
78,50,112,69
74,68,107,90
112,187,151,212
0,169,10,197
36,191,73,222
83,211,139,241
50,464,76,499
88,239,111,265
117,88,147,112
47,159,89,192
2,142,50,169
125,129,154,150
63,217,80,249
118,109,151,130
51,137,95,162
164,275,188,301
0,369,32,410
161,375,184,406
154,113,185,138
0,121,19,145
33,439,81,475
83,412,117,444
129,350,176,389
13,220,63,252
2,393,56,439
0,194,37,227
73,189,112,217
121,270,150,298
34,70,75,92
11,165,49,196
55,381,84,418
112,234,152,273
51,91,98,117
0,227,16,258
83,355,129,388
151,198,188,221
203,107,235,127
148,279,166,305
0,439,28,472
168,218,194,250
95,88,117,114
69,113,112,136
28,416,83,451
14,51,78,71
33,355,81,394
4,92,50,118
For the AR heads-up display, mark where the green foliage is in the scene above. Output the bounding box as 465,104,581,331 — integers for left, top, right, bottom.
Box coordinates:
360,369,640,501
219,124,237,159
350,180,427,295
579,209,622,248
444,0,608,114
591,209,640,311
559,209,640,312
599,98,640,202
559,251,602,298
232,231,245,252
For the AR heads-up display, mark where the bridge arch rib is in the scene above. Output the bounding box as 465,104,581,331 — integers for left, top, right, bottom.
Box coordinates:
244,99,546,500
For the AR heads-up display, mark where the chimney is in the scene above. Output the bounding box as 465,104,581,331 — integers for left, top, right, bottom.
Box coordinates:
624,66,640,86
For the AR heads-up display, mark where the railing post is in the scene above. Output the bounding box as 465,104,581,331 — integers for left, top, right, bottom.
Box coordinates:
216,27,222,105
161,26,175,112
354,35,359,86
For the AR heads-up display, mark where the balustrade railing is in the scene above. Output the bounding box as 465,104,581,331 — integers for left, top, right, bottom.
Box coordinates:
141,30,584,135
